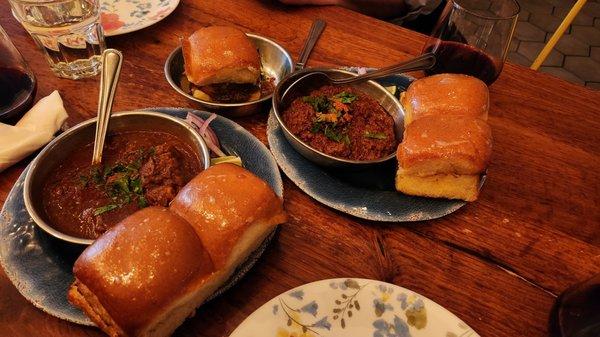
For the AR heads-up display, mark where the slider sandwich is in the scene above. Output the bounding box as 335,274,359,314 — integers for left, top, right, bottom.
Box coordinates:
182,26,262,103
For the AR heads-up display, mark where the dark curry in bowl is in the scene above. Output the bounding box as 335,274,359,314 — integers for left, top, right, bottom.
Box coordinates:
42,131,201,240
282,85,398,161
24,111,210,245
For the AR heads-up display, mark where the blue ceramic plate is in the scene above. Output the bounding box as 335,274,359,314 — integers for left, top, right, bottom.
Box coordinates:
0,107,283,325
267,73,469,222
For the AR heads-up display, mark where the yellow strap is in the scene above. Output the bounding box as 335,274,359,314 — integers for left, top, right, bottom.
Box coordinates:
530,0,588,70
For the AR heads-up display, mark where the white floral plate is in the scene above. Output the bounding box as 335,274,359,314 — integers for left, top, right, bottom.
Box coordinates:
229,278,479,337
100,0,180,36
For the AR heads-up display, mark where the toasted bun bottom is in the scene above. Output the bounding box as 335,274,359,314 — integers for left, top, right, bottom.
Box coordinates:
395,169,480,201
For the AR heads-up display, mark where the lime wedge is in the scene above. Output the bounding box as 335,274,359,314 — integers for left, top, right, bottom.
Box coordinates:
384,85,397,96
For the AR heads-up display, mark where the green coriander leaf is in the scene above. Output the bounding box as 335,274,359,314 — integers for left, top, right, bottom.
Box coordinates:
94,204,118,216
79,175,89,186
333,91,358,104
311,122,323,133
130,177,142,194
302,95,330,112
364,131,388,140
324,125,347,143
138,195,148,208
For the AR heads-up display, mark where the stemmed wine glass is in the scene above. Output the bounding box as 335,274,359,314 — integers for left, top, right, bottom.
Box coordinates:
422,0,520,85
549,274,600,337
0,24,37,122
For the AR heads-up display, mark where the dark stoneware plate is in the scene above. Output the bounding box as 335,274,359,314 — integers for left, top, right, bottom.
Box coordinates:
0,107,283,325
267,73,471,222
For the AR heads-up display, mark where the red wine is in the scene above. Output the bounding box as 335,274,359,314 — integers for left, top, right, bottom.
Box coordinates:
0,67,37,122
424,41,500,85
549,280,600,337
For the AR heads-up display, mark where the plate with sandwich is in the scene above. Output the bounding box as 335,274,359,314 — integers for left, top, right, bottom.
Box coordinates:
0,108,287,335
165,26,294,117
267,72,492,222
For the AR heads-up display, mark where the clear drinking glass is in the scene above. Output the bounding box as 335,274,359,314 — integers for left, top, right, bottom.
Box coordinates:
0,24,37,122
422,0,520,85
9,0,106,80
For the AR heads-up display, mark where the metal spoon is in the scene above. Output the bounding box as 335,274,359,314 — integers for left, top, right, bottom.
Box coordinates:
292,52,436,88
92,49,123,165
295,19,326,71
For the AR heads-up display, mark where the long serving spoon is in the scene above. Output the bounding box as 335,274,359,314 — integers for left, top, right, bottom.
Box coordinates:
92,49,123,165
291,52,436,88
295,19,326,71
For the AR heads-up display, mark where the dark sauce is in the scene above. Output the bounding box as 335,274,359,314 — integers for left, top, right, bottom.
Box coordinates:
0,67,36,121
42,131,202,239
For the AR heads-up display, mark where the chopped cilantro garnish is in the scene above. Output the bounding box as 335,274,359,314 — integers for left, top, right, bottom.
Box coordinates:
323,125,350,144
311,122,323,133
333,91,358,104
364,131,388,140
94,204,118,216
302,95,330,112
82,147,156,217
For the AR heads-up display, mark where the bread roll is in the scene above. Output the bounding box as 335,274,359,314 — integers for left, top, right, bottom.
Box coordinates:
68,164,287,337
68,207,215,337
170,163,287,270
401,74,489,126
397,116,492,176
182,26,260,86
395,169,480,201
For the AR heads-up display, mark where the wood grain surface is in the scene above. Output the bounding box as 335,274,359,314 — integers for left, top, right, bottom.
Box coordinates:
1,1,599,336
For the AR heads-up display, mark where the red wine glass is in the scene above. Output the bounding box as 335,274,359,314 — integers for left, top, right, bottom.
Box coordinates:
422,0,520,85
549,274,600,337
0,24,37,123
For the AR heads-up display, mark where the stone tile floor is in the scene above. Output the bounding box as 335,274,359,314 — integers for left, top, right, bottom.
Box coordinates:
509,0,600,89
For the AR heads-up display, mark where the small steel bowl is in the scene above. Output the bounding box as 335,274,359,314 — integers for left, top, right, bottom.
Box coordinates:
23,111,211,245
165,33,294,117
272,68,405,170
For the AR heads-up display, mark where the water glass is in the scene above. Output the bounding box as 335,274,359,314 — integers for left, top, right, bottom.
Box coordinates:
9,0,106,80
422,0,520,85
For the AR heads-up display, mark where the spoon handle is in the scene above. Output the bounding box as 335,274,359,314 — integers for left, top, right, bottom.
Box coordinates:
332,53,437,85
296,19,326,71
92,49,123,165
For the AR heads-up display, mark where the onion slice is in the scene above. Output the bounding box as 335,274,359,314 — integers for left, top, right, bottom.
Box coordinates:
186,113,227,157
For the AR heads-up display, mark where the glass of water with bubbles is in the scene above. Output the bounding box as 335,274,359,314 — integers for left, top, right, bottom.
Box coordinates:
9,0,106,80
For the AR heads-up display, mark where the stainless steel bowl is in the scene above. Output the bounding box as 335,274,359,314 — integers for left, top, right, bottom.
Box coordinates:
272,68,405,169
165,33,294,117
23,111,211,245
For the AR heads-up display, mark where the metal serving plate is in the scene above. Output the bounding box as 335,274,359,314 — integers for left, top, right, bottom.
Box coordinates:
165,34,294,117
23,111,211,245
0,108,283,325
267,71,483,222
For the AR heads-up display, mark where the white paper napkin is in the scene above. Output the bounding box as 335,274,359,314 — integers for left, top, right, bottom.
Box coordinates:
0,91,68,172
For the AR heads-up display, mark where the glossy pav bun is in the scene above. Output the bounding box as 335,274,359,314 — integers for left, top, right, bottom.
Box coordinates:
68,207,215,337
68,164,288,337
401,73,489,126
182,26,260,86
170,163,287,270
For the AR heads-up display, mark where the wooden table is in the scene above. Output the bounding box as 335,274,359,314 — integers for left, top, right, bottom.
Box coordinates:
1,1,599,336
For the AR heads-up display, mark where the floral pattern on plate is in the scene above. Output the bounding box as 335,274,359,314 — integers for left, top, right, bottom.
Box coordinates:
100,0,179,36
229,278,479,337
